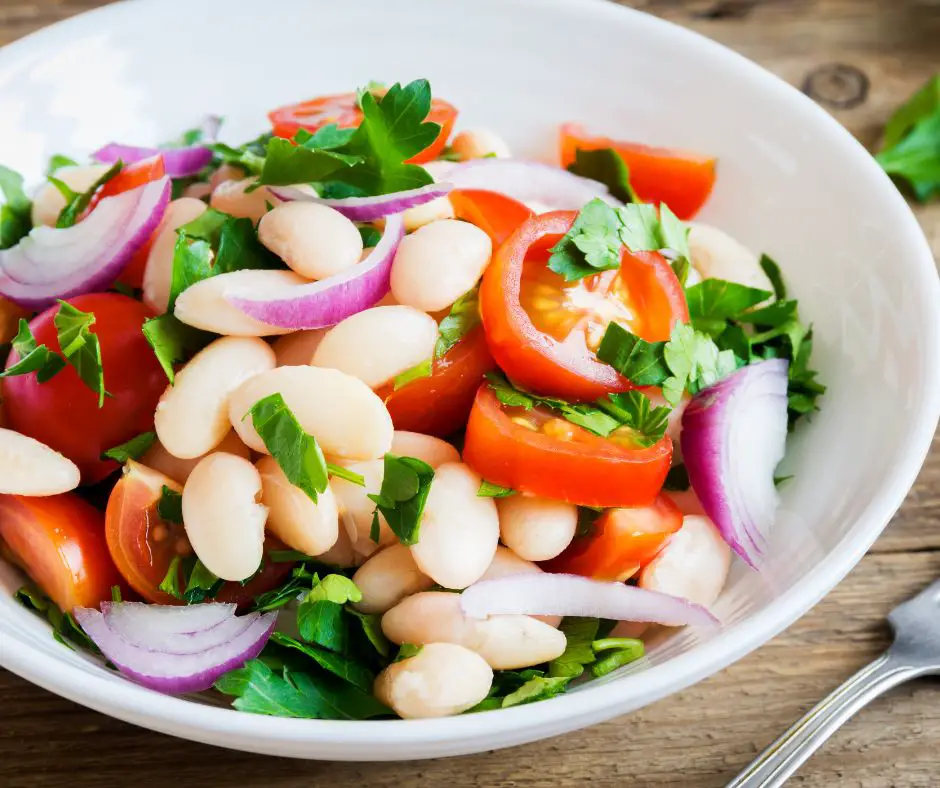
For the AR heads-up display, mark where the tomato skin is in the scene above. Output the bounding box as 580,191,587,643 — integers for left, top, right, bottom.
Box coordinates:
2,294,168,484
269,93,457,164
479,211,688,402
559,123,716,220
449,189,535,249
0,492,124,610
463,385,672,508
378,327,496,438
542,495,683,581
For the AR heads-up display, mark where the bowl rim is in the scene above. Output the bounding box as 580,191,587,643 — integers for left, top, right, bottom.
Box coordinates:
1,0,938,760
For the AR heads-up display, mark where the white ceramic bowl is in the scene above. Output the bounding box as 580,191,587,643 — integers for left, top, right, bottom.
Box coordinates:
0,0,937,761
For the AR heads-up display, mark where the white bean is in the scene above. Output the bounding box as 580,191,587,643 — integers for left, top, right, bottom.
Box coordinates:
142,198,208,313
315,511,361,568
209,164,244,190
688,223,774,292
479,546,560,627
403,196,455,232
0,428,80,495
182,452,268,581
496,495,577,562
256,455,339,556
312,306,438,388
154,336,275,459
30,165,111,227
209,177,279,224
141,430,250,485
258,202,363,280
390,431,460,469
374,642,493,719
390,220,492,312
410,462,499,589
331,459,395,557
639,515,731,607
173,269,306,337
352,544,433,614
272,329,326,367
228,365,393,460
450,129,511,160
382,592,565,670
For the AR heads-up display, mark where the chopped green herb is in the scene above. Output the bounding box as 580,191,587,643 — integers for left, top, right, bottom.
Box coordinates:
548,198,623,282
15,583,98,652
55,161,122,229
346,608,392,659
501,675,571,708
548,618,600,679
156,485,183,525
252,564,319,612
597,390,671,447
268,549,313,563
759,254,786,300
141,313,213,384
566,147,637,203
435,286,481,358
590,638,644,677
594,324,668,386
394,643,424,662
663,464,691,491
327,463,365,486
685,279,772,338
182,559,224,604
368,454,435,546
0,165,32,250
358,225,382,247
297,599,348,653
54,301,110,406
101,431,156,463
306,574,362,605
296,124,358,151
46,154,78,176
158,555,184,598
270,632,374,691
0,319,66,382
110,585,122,602
393,358,433,390
477,480,515,498
258,137,362,187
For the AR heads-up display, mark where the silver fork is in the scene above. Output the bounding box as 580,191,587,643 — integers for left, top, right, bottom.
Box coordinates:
728,577,940,787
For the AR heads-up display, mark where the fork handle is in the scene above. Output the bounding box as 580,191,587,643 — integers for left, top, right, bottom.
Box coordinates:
726,651,920,788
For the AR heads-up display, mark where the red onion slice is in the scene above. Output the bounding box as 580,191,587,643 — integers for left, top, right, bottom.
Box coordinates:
102,603,254,655
443,159,620,210
0,177,171,310
460,573,718,628
680,358,789,569
93,144,213,178
225,212,405,329
74,604,277,694
100,601,236,637
268,183,452,221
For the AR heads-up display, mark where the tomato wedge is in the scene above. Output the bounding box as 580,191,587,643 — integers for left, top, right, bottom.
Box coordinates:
0,492,124,610
378,327,495,438
269,92,458,164
449,189,534,249
479,210,688,402
463,385,672,507
560,123,716,220
542,495,683,581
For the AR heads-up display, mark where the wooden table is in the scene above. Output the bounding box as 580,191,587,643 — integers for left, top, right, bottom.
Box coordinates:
1,1,938,785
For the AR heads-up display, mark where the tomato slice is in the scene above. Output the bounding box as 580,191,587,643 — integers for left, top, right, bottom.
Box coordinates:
378,327,495,438
479,210,688,402
463,385,672,507
105,461,292,606
560,123,716,220
542,495,683,581
268,92,458,164
449,189,535,249
0,492,124,610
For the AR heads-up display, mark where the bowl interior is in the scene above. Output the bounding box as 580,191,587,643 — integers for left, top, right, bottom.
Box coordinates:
0,0,937,761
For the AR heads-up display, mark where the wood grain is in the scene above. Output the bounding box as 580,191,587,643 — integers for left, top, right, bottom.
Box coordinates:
1,1,938,786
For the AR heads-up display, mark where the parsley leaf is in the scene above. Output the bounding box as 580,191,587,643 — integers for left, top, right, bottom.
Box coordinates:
548,618,600,679
394,643,424,662
55,161,122,229
248,393,329,503
0,165,33,250
477,480,515,498
566,147,637,203
101,431,156,463
595,323,669,386
598,390,671,447
502,676,571,707
435,286,481,358
367,454,435,546
141,313,213,384
685,279,772,337
298,600,348,653
876,74,940,201
158,555,184,598
258,137,362,187
590,637,645,677
0,319,65,382
269,632,375,692
346,608,391,659
548,198,623,281
54,301,109,406
307,574,362,605
157,485,183,524
46,154,78,176
252,565,319,612
183,559,224,604
393,358,432,390
759,254,787,300
15,583,98,653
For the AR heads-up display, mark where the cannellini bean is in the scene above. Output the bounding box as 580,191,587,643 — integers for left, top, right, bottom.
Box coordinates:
258,202,363,280
209,177,279,224
688,223,774,292
496,495,577,562
30,165,111,227
315,510,362,567
141,198,209,313
382,592,565,670
272,329,326,366
256,455,339,556
639,515,731,607
390,220,492,312
173,269,306,336
410,462,499,589
403,196,455,232
450,129,511,160
154,336,275,459
479,546,561,627
0,428,80,495
182,452,268,581
141,430,250,484
312,306,438,388
228,365,393,460
331,459,395,557
0,297,29,345
210,164,244,190
374,642,493,719
352,544,433,614
390,431,460,469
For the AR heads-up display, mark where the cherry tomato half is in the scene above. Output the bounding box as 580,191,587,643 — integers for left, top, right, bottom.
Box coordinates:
463,385,672,508
542,494,683,581
269,92,458,164
0,492,124,610
560,123,716,220
2,293,168,483
479,210,688,402
449,189,535,249
377,327,496,438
